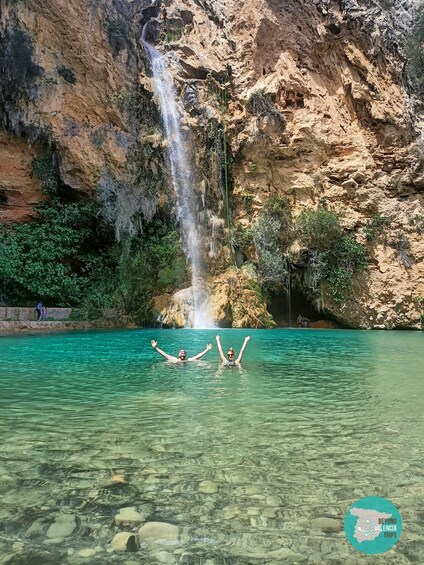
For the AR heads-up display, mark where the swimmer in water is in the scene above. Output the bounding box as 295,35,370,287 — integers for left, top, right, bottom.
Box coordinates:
151,340,212,363
215,335,250,365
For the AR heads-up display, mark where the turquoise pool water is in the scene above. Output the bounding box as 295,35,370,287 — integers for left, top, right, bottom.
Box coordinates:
0,328,423,564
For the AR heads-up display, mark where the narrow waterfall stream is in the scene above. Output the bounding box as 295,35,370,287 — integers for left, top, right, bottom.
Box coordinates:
141,34,214,328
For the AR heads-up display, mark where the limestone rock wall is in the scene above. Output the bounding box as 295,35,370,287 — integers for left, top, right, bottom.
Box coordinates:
0,0,145,203
152,0,423,328
0,130,44,223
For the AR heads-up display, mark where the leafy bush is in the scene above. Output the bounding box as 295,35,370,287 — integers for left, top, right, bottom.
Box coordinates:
0,196,116,306
0,205,86,304
113,217,187,322
43,76,58,86
251,196,293,291
411,214,424,234
296,208,342,251
325,235,368,302
231,222,253,254
164,27,185,43
107,20,128,55
32,155,59,195
364,214,391,242
296,208,367,303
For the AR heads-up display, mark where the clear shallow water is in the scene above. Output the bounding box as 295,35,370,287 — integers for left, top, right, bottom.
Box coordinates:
0,328,423,564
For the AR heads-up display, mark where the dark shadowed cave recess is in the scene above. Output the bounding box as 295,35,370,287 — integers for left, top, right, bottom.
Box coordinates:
268,288,341,328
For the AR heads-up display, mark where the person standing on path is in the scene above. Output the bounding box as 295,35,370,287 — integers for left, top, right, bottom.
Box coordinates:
35,302,43,321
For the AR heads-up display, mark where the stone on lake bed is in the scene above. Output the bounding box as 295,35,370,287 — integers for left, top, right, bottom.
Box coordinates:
101,473,126,487
115,507,144,526
26,517,49,537
137,522,179,548
265,495,282,506
46,514,77,539
151,444,167,453
198,480,218,494
152,550,176,564
111,532,139,552
310,517,343,533
78,548,97,558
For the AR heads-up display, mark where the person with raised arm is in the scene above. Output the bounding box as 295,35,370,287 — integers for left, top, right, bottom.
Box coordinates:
215,335,250,366
151,340,212,363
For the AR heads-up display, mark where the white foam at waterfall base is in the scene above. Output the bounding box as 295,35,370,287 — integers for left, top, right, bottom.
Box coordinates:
141,36,214,329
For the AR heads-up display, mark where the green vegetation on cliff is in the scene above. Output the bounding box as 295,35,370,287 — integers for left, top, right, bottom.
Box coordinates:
247,203,368,307
113,219,187,321
0,199,112,306
0,150,187,323
296,209,368,304
0,196,186,321
251,196,292,291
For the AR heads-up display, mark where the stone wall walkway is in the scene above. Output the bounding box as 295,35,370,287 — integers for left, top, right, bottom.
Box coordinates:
0,321,96,333
0,307,73,321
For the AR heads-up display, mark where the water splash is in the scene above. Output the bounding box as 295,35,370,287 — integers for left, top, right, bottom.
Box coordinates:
141,35,214,328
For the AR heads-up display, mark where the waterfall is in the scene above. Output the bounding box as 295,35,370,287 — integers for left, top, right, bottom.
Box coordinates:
141,35,214,328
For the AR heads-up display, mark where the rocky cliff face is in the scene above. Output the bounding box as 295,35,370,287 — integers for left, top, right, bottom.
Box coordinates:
150,0,424,329
1,0,423,328
0,0,158,212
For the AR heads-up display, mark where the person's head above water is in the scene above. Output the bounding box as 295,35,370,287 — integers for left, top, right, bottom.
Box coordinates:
178,350,187,361
227,347,235,360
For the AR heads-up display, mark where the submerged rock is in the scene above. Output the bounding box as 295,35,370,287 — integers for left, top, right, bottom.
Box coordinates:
111,532,139,552
78,548,97,558
115,507,144,526
310,517,343,533
46,514,77,539
152,550,176,564
137,522,180,548
198,480,218,494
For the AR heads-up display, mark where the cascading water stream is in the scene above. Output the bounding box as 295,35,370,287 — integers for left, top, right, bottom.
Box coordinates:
141,31,214,328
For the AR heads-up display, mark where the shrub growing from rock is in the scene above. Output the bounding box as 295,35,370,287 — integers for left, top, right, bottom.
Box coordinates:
296,208,367,304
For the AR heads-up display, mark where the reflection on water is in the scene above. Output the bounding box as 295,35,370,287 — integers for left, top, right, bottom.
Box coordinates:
0,329,423,564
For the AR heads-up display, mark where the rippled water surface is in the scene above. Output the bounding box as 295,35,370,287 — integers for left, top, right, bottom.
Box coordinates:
0,328,423,564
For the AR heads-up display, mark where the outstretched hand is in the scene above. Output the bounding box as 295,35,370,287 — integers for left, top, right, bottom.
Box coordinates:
216,335,221,341
244,336,251,342
206,343,213,351
151,340,157,348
